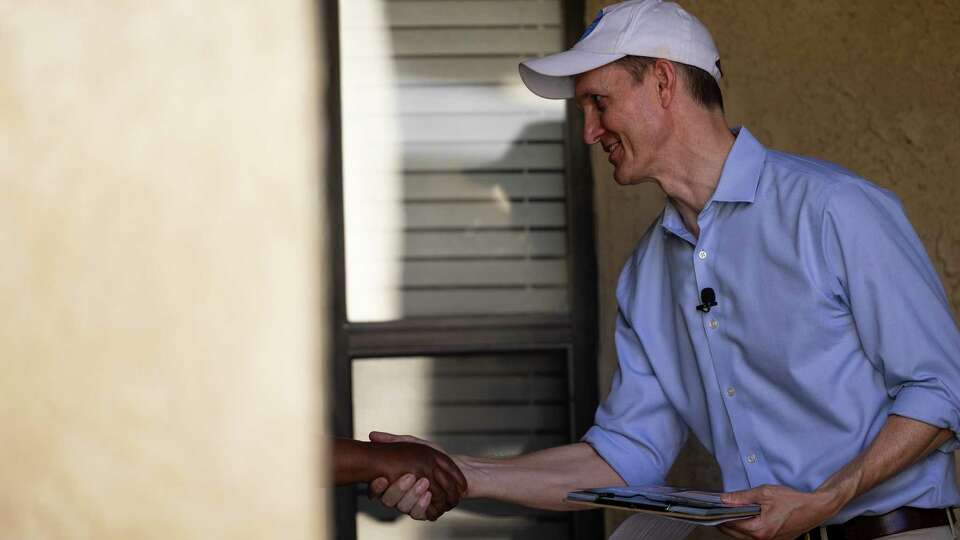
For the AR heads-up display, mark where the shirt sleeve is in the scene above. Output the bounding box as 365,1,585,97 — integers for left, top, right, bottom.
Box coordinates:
582,308,689,485
821,181,960,451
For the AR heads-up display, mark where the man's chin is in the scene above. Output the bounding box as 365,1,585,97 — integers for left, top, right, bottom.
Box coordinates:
612,169,652,186
612,168,633,185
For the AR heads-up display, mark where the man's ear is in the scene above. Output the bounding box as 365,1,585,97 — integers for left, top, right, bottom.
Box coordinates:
652,59,678,108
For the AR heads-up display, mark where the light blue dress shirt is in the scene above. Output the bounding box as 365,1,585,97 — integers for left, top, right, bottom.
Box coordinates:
582,127,960,523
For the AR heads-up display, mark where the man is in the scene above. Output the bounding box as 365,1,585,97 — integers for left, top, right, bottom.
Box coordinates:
333,438,466,521
369,1,960,538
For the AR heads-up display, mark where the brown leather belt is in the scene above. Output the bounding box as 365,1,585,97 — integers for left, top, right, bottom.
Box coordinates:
797,507,952,540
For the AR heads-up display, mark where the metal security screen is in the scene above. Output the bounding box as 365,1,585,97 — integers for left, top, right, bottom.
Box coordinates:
328,0,602,538
339,0,569,321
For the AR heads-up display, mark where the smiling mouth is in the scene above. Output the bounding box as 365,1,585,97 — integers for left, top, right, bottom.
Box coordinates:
604,141,621,163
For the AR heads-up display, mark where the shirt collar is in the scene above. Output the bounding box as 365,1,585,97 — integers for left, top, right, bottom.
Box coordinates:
660,127,766,239
661,200,691,242
708,126,766,204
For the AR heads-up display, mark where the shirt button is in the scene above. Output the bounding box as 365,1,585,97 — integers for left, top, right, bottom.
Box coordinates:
709,319,719,329
698,250,707,260
726,387,736,397
746,453,757,464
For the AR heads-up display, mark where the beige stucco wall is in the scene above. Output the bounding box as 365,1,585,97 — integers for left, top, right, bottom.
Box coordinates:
587,0,960,536
0,2,329,538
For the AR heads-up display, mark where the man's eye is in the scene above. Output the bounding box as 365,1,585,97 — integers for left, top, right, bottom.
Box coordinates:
592,95,605,111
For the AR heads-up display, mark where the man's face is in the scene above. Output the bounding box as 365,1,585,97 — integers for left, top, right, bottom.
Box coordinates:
574,62,666,185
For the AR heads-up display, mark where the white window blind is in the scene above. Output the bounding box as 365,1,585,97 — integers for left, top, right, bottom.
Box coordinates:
340,0,569,321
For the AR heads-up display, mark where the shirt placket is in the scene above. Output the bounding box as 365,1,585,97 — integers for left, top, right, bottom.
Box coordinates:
694,204,772,488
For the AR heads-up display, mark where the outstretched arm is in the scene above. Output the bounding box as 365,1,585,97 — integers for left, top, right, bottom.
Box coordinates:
719,415,953,540
368,433,625,516
333,438,382,485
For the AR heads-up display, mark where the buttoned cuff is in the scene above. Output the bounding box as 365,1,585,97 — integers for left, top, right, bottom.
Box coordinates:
889,385,960,453
581,426,666,487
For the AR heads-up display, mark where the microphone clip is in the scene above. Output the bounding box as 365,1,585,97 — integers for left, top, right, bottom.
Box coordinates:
696,287,718,313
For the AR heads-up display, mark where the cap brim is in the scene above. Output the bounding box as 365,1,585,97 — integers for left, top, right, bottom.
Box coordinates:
519,50,625,99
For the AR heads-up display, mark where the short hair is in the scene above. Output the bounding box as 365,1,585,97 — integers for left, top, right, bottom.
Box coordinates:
613,56,724,112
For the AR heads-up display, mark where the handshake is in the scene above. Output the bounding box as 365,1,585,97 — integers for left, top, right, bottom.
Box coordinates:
334,432,468,521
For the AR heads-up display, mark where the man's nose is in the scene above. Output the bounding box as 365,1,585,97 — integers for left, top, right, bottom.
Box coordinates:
582,113,605,145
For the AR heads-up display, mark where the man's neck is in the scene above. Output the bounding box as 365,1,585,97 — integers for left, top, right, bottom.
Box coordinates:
655,115,735,238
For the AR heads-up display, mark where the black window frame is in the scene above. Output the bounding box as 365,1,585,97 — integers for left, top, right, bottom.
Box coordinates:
323,1,602,537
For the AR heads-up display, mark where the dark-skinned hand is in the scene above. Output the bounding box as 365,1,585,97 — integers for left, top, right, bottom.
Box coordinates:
366,440,467,521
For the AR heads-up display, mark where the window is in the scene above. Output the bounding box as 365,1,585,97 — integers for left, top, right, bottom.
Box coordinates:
340,0,570,320
327,0,601,538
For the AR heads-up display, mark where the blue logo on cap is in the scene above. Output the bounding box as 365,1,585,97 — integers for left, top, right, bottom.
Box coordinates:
578,10,604,43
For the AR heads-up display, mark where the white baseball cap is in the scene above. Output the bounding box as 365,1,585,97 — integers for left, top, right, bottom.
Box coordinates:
519,0,721,99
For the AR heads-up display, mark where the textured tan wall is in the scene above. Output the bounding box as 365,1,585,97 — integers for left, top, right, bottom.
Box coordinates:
587,0,960,536
0,2,328,538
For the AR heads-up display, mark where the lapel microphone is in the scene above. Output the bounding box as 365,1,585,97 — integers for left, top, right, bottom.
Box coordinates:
696,288,718,313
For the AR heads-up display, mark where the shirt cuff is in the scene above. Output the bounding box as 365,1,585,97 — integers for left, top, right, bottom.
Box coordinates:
582,425,667,487
889,385,960,452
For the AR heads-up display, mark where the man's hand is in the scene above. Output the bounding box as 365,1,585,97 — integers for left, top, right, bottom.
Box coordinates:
718,485,840,540
717,417,954,540
366,432,467,521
